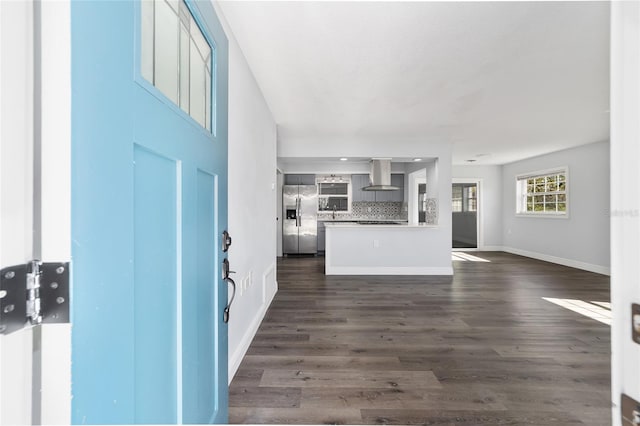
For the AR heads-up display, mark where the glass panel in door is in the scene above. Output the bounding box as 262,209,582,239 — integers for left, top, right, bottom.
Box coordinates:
452,183,478,248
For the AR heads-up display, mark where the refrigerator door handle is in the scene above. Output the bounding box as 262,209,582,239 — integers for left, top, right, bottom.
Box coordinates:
296,197,301,227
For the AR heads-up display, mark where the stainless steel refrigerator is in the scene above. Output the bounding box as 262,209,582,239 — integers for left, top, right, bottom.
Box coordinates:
283,185,318,254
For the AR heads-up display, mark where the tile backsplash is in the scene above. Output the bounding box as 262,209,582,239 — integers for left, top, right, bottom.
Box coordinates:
424,198,438,225
318,201,407,221
317,199,439,224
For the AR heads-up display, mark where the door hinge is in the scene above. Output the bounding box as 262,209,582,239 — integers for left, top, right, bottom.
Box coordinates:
0,261,70,335
622,394,640,426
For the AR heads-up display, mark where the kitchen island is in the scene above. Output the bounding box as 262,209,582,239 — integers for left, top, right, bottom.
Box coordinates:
324,222,453,275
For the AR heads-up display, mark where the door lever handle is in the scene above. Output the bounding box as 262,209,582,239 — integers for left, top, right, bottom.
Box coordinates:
221,258,236,323
223,276,236,324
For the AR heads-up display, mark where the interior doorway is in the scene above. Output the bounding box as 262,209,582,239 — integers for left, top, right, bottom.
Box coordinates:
276,169,283,257
452,181,479,249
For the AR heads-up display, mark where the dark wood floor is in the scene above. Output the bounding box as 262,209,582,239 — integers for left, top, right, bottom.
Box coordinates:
229,252,611,425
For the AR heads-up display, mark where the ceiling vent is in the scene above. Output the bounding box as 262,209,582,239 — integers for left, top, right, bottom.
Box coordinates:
362,158,400,191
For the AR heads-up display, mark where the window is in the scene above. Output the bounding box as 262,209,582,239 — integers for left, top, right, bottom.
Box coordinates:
316,175,352,212
141,0,214,132
516,169,567,215
452,185,463,212
452,184,477,212
465,186,477,212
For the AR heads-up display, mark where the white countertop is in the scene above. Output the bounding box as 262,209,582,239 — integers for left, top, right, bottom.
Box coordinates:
318,218,405,222
324,222,438,229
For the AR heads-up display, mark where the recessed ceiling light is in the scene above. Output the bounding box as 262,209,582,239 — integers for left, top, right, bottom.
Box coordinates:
340,158,348,161
413,158,422,162
466,159,477,163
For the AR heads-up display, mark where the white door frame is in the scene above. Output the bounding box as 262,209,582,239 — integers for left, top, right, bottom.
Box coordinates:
276,168,283,257
0,1,71,424
407,168,426,225
1,1,36,423
611,2,640,425
451,178,483,251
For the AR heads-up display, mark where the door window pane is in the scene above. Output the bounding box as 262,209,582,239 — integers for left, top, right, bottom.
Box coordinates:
140,0,214,133
452,186,463,212
205,68,211,131
464,186,477,212
179,25,190,112
154,0,179,104
141,0,154,82
190,16,210,60
190,39,206,127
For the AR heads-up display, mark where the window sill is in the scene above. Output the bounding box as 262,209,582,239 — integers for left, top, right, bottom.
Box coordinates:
516,213,569,219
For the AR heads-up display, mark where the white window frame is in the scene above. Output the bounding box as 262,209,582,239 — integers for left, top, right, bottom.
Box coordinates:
515,167,569,218
316,175,352,214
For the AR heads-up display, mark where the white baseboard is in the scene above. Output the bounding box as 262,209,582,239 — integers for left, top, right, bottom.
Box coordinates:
500,246,611,276
481,245,504,251
228,263,278,383
228,304,266,384
326,266,454,276
452,245,503,252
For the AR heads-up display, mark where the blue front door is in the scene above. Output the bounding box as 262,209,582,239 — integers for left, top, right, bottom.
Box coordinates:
70,1,228,423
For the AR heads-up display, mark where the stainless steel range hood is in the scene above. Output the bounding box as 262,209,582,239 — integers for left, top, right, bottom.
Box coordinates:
362,158,400,191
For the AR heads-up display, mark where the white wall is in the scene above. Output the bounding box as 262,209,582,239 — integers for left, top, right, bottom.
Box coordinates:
214,2,278,381
425,159,438,197
452,165,503,249
501,141,610,274
278,159,408,175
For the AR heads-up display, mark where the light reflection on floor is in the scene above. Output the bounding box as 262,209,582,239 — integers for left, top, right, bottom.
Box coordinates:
451,252,491,262
590,301,611,309
542,297,611,325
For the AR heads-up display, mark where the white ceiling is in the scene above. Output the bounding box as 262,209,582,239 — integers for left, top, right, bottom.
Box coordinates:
218,1,610,165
